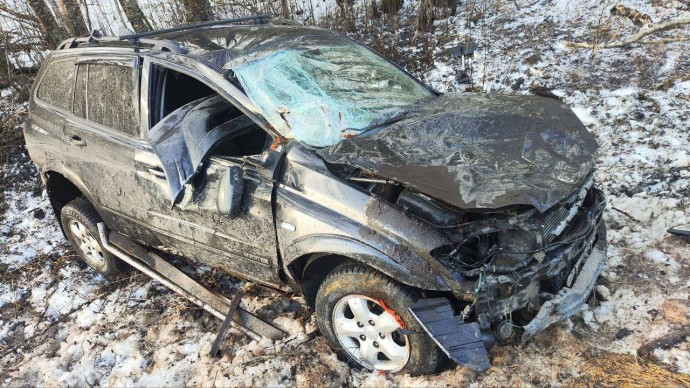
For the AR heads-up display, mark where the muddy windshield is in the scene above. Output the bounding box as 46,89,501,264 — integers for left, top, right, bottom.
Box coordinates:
226,41,434,147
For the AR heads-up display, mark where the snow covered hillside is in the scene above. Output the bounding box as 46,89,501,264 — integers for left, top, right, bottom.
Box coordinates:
1,0,689,386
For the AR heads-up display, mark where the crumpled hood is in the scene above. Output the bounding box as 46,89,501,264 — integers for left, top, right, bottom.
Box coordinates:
318,92,599,212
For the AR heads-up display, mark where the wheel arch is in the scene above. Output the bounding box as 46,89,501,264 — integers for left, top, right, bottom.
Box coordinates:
42,166,98,233
284,235,451,308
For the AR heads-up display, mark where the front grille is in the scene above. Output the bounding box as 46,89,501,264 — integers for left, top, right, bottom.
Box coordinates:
542,206,569,239
475,188,606,322
538,173,594,242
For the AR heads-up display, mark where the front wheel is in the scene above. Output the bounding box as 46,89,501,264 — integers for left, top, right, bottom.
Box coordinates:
315,263,445,376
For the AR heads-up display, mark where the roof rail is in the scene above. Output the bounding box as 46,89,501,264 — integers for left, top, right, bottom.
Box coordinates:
119,14,272,41
56,15,271,53
56,29,189,53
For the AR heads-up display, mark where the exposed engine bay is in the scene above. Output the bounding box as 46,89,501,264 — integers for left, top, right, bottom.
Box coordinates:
335,163,606,350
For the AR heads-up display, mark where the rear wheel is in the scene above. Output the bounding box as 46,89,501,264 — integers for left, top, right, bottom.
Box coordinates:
315,263,445,376
60,197,123,276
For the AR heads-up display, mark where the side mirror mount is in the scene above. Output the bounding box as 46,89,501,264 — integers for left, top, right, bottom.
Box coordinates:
217,165,244,217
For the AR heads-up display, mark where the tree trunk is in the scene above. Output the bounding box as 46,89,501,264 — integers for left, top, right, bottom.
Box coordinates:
280,0,289,19
119,0,152,32
336,0,355,32
57,0,89,36
0,44,10,89
444,0,457,16
416,0,435,32
27,0,69,48
181,0,213,23
381,0,403,14
369,0,381,19
432,0,457,18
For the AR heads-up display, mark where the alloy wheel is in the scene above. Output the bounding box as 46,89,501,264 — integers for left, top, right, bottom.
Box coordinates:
332,295,410,372
68,220,106,268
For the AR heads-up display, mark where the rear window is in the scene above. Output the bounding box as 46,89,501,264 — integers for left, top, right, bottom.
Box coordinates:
36,59,76,111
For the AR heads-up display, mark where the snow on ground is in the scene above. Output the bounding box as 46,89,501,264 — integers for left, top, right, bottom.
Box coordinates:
1,0,689,386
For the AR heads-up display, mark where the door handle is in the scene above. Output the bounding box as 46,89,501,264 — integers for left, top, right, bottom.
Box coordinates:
69,135,86,147
146,166,167,179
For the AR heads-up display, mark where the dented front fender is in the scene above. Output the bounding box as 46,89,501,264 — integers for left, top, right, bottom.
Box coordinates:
276,144,460,292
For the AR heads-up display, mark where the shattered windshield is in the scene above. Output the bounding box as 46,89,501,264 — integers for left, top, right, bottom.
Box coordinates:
226,40,435,147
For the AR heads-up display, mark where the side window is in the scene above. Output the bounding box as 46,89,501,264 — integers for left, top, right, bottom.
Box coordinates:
150,66,215,127
150,65,272,157
87,63,139,137
36,59,76,111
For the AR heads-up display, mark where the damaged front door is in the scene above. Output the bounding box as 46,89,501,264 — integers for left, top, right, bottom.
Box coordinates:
138,60,282,286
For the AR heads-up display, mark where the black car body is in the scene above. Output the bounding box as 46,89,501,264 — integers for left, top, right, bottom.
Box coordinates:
24,19,606,375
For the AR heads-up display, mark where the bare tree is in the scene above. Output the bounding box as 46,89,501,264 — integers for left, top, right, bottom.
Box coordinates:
441,0,457,17
0,3,39,25
280,0,289,19
369,0,380,19
181,0,213,23
0,43,10,88
119,0,152,32
27,0,69,48
335,0,355,32
417,0,435,32
57,0,88,36
381,0,403,14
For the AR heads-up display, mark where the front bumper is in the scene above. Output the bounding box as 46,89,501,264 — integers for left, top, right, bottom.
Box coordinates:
410,188,607,371
410,223,607,371
521,221,607,341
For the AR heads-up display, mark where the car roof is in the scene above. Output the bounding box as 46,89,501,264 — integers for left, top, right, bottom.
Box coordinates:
58,20,344,57
153,24,340,51
56,23,347,69
150,24,347,68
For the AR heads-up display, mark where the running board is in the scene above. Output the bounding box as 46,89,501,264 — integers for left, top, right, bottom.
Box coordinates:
409,298,491,371
96,223,286,341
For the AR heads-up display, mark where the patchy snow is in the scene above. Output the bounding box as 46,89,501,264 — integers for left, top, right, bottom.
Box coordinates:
2,0,689,385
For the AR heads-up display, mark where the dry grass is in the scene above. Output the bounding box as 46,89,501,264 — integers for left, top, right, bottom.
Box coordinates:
0,101,27,166
0,82,33,218
573,352,690,387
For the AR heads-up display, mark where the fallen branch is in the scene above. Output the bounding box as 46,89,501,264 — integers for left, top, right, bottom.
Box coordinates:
639,37,690,44
566,17,690,49
611,207,639,223
637,328,690,357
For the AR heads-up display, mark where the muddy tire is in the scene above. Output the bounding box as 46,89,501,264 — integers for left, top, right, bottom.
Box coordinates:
61,197,123,277
315,263,445,376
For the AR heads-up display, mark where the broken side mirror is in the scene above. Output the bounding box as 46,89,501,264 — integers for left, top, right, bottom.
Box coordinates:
217,165,244,217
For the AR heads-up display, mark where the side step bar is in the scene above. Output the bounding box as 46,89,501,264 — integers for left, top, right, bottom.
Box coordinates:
96,223,285,341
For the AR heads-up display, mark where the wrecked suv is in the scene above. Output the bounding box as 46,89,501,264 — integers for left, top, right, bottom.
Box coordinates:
25,18,606,375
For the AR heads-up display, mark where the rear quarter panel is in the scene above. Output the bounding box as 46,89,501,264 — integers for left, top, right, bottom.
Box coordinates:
24,57,67,173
